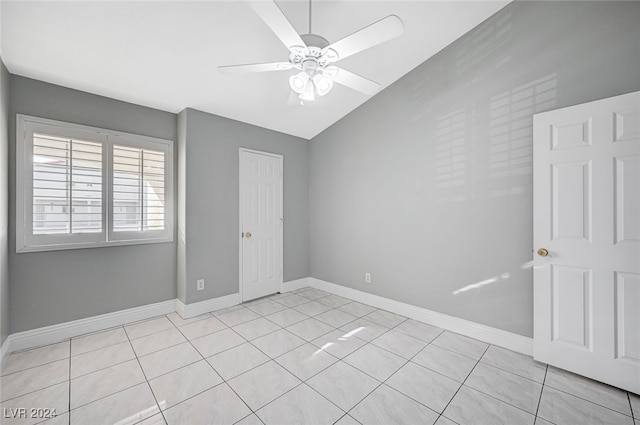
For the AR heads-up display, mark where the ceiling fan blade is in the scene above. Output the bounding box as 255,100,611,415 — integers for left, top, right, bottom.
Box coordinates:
330,67,381,96
322,15,403,63
249,1,306,52
218,62,293,74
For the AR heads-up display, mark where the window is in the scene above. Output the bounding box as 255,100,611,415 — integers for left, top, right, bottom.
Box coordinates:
17,115,174,252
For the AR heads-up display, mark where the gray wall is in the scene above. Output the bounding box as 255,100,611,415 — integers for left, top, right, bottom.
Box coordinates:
0,60,9,345
176,110,187,303
179,109,309,304
8,76,178,333
310,1,640,337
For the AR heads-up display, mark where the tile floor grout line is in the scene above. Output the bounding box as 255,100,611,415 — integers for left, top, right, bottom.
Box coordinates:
331,413,359,425
122,316,178,341
132,320,199,425
171,317,259,421
68,336,131,359
477,356,547,385
171,314,226,336
188,328,248,357
542,378,635,418
463,378,547,421
338,317,413,413
443,344,633,423
67,338,71,425
166,310,215,328
206,349,270,382
342,318,444,423
121,331,165,424
208,336,271,380
250,381,309,417
262,312,310,328
231,298,381,419
243,328,304,368
69,324,129,341
69,353,139,381
429,338,485,362
130,338,189,360
363,334,450,374
460,371,550,421
142,355,204,382
143,374,237,421
7,339,71,355
384,340,473,384
344,364,405,418
272,342,340,378
65,348,166,421
534,364,549,419
418,335,580,424
270,356,346,414
436,342,491,422
234,412,266,425
0,353,71,379
0,373,70,405
244,322,360,421
475,358,547,386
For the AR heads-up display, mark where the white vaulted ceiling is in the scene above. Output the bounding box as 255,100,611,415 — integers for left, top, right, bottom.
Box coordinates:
1,0,509,139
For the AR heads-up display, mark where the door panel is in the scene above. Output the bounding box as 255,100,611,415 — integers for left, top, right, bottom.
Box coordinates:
551,161,591,241
551,118,592,150
615,272,640,363
551,265,592,350
240,150,283,301
614,110,640,142
533,90,640,393
614,156,640,243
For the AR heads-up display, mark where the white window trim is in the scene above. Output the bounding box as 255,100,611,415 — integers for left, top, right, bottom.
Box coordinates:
16,114,174,253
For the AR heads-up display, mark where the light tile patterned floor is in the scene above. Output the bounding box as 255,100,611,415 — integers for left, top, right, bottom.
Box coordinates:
1,287,639,425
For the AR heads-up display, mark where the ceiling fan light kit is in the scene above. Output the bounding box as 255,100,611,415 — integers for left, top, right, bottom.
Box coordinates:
219,0,404,104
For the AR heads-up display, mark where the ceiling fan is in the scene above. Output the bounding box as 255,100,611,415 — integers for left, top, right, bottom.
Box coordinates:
218,0,404,104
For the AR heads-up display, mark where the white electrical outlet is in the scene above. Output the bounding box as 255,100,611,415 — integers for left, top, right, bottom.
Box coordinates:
364,273,371,284
197,279,205,291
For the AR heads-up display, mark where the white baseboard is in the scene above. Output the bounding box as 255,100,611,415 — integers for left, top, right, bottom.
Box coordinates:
6,299,177,354
310,278,533,356
0,283,304,361
176,278,309,320
176,293,241,319
0,336,10,370
281,277,310,293
1,278,532,363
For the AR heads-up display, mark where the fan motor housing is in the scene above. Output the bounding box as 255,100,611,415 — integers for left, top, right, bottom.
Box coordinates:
289,33,333,72
301,33,330,49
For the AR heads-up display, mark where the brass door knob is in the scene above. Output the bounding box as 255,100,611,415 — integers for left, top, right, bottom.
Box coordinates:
245,232,252,238
537,248,549,257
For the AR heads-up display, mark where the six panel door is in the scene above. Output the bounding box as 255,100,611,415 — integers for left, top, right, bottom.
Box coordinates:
533,91,640,393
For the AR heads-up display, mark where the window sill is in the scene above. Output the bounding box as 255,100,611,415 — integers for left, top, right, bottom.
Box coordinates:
16,236,175,253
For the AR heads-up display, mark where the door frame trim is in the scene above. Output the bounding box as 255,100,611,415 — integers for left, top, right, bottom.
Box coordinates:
238,147,284,302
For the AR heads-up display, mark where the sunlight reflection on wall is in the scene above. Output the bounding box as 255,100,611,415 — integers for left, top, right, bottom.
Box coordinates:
434,74,558,204
452,260,537,295
489,74,558,198
435,107,476,204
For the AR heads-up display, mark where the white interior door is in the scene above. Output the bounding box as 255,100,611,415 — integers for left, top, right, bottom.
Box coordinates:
240,149,283,301
533,91,640,393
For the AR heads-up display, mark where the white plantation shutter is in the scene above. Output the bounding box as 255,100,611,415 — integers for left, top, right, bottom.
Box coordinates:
112,145,166,232
106,133,172,243
32,133,103,235
17,115,173,252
